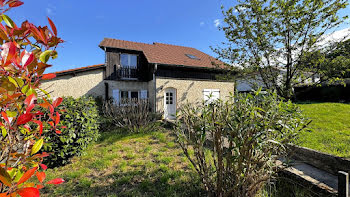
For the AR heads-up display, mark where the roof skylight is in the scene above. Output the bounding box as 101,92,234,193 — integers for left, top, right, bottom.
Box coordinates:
185,54,200,60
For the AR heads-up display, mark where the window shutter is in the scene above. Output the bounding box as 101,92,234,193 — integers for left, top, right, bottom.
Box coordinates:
140,90,148,99
203,89,211,102
203,89,220,104
212,90,220,101
112,89,120,104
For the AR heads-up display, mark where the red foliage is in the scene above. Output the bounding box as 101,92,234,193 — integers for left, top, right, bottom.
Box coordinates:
0,1,65,195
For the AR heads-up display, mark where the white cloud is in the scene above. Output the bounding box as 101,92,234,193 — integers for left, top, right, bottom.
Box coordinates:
234,7,247,13
200,21,205,26
214,19,220,27
46,8,53,15
317,27,350,47
46,4,56,15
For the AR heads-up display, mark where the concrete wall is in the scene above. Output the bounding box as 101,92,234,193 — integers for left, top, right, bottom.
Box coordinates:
41,68,105,98
156,77,235,113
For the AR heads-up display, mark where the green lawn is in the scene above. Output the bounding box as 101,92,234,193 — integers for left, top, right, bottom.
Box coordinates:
42,128,317,196
42,130,203,197
297,102,350,158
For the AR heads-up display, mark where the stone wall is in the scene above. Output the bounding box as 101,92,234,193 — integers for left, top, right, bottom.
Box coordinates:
155,77,235,113
288,144,350,175
41,68,105,98
105,80,153,109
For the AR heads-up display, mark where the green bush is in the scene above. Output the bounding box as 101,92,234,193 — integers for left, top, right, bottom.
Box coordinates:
175,91,308,197
43,96,100,167
102,99,162,133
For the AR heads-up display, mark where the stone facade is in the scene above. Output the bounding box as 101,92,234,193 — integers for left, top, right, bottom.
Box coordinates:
155,77,235,113
41,68,105,98
41,70,235,116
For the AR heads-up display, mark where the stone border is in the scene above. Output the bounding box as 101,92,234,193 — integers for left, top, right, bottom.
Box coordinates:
288,144,350,175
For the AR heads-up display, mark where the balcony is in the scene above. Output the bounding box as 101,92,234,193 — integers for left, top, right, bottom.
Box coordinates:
118,67,138,80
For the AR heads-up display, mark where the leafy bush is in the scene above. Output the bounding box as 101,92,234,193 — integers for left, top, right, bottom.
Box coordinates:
175,91,308,197
102,99,161,133
0,1,65,195
43,97,100,167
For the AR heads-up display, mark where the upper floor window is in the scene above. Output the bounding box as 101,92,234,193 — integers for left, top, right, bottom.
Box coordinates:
120,54,138,68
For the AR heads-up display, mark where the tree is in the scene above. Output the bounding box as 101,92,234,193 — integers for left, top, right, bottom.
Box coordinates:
214,0,349,99
0,1,65,196
301,38,350,83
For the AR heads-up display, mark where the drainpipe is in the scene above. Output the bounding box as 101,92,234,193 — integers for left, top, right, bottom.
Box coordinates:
154,64,157,112
104,47,108,100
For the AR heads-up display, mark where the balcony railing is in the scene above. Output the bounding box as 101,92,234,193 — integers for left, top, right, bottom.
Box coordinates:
118,67,138,79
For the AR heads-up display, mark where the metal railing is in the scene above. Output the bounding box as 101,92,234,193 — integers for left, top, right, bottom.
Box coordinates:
119,67,137,79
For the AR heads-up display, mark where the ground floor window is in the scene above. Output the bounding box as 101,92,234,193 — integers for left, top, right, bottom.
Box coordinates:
112,89,147,104
203,89,220,104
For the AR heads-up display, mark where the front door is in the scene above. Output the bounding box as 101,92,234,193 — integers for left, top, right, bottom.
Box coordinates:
164,88,176,120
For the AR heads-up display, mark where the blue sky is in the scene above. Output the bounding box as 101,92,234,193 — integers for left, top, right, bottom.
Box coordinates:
9,0,233,72
8,0,350,73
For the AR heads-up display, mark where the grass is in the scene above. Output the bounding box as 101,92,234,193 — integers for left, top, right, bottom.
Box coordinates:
297,102,350,158
42,130,203,197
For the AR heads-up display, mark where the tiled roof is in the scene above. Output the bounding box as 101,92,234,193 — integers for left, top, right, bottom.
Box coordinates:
54,64,105,75
99,38,225,69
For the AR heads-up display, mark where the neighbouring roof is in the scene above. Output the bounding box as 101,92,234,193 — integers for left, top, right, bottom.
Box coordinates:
99,38,225,69
54,64,105,76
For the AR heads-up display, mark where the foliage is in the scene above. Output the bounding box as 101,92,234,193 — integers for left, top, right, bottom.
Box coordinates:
43,130,203,196
300,38,350,83
42,97,100,168
0,1,64,196
297,102,350,158
175,91,308,196
102,99,161,133
214,0,348,99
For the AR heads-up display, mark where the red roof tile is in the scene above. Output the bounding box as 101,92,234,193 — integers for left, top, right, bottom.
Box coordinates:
99,38,225,69
54,64,105,75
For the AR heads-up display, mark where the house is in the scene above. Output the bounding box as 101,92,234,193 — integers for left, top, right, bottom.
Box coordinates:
41,38,235,119
236,68,320,93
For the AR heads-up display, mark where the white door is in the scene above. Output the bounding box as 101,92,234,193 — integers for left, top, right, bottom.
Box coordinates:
164,88,176,120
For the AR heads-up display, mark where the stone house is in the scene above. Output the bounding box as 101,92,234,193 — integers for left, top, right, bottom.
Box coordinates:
41,38,235,119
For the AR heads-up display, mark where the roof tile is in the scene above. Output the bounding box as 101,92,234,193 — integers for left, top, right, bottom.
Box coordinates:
99,38,224,69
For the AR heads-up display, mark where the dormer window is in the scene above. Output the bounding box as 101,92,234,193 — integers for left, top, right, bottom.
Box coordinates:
185,54,200,60
121,54,138,68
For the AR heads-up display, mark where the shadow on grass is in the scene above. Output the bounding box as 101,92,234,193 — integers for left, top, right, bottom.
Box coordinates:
43,130,205,197
60,168,204,197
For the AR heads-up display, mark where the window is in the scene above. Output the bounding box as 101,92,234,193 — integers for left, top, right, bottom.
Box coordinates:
120,54,138,68
121,91,128,99
203,89,220,104
131,91,138,99
165,92,173,105
185,54,200,60
115,89,148,105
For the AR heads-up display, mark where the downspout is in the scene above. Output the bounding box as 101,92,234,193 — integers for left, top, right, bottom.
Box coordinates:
153,63,157,112
104,47,108,100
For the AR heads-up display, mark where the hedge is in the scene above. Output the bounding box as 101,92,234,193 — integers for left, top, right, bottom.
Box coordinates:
294,83,350,102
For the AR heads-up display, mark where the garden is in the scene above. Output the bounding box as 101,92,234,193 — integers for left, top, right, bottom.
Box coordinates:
0,0,349,196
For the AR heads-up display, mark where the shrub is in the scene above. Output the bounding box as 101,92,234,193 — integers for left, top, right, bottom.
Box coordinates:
43,97,100,168
175,91,308,197
102,99,161,133
0,1,65,195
